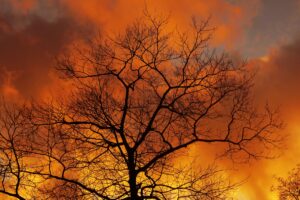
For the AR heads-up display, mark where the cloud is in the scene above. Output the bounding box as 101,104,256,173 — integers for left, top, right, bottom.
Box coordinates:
61,0,260,47
235,34,300,199
256,35,300,110
0,0,93,98
240,0,300,58
0,68,20,101
0,0,261,99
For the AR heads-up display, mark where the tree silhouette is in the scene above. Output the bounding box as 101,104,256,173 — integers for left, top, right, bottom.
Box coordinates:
0,103,34,200
272,165,300,200
1,15,282,199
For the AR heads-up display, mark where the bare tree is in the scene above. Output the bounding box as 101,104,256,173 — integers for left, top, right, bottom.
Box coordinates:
272,165,300,200
0,102,36,200
1,14,282,199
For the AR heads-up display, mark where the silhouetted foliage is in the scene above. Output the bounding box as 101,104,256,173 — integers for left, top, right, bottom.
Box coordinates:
272,165,300,200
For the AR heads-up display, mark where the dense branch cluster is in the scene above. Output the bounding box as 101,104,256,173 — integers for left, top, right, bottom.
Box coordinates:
0,15,282,199
272,165,300,200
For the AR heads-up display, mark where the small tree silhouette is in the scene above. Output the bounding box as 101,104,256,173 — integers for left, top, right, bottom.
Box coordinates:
272,165,300,200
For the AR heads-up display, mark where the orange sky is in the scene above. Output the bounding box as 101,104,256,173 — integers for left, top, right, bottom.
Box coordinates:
0,0,300,199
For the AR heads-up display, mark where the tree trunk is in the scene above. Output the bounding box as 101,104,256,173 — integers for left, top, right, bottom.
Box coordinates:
129,170,138,199
128,152,139,200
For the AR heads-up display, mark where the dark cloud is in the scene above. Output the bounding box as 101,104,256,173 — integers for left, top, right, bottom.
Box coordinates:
256,35,300,109
0,1,94,98
239,0,300,58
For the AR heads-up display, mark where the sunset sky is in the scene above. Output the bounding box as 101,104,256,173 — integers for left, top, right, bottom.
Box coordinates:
0,0,300,199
